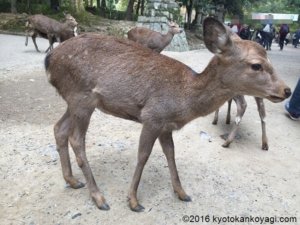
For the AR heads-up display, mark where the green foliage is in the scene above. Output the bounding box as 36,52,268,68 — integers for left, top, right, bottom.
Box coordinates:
0,2,10,13
116,0,128,11
14,2,52,14
250,0,300,14
106,0,116,18
1,16,25,32
106,25,126,37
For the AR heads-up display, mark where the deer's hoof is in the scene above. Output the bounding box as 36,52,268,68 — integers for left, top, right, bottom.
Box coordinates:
98,203,110,211
222,142,231,148
67,180,85,189
72,181,85,189
220,133,229,140
262,143,269,151
130,204,145,212
179,195,192,202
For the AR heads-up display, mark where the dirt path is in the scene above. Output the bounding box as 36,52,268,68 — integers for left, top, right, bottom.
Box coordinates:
0,34,299,225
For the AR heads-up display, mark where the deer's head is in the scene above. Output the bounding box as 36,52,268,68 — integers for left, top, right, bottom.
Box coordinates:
203,17,291,102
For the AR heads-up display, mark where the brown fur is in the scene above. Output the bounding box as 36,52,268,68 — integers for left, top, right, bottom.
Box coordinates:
25,13,78,53
45,17,291,212
127,21,182,53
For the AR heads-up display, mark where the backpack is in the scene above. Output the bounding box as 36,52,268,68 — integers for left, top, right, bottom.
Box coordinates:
281,24,289,34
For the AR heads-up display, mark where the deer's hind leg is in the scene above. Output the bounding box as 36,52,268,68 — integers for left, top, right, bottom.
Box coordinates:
68,102,109,210
54,108,85,189
222,95,247,147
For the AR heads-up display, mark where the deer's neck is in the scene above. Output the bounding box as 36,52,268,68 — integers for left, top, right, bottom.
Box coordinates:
188,57,234,117
161,32,174,45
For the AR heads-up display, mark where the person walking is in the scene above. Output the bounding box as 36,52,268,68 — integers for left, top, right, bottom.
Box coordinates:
279,24,289,50
239,24,251,40
293,28,300,48
285,78,300,120
261,23,275,50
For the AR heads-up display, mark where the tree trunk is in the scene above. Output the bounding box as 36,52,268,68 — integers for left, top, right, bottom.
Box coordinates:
186,0,193,29
100,0,106,16
26,0,30,13
71,0,85,12
11,0,17,14
215,3,225,22
141,0,144,15
125,0,135,21
96,0,100,9
136,0,141,16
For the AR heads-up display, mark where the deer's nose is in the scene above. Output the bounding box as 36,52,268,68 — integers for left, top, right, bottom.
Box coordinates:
284,88,291,98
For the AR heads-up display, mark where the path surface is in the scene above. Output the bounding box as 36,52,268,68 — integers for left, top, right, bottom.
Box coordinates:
0,34,299,225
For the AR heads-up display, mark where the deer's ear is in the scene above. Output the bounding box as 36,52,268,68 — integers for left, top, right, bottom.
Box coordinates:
203,17,232,54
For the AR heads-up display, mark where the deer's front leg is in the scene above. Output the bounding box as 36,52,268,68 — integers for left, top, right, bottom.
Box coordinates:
255,97,268,150
31,33,40,52
128,124,161,212
54,108,84,189
159,131,191,202
222,95,247,148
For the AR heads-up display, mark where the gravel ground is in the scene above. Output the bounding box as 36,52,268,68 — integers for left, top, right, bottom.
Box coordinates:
0,34,299,225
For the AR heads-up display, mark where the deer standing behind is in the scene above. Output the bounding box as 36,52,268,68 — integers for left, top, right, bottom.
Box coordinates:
25,13,78,53
212,96,269,150
127,21,183,53
45,17,291,212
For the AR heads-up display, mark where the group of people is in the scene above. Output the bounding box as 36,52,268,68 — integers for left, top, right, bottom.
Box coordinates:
229,22,300,51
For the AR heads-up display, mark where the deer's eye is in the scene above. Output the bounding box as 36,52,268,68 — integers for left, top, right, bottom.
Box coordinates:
251,64,262,71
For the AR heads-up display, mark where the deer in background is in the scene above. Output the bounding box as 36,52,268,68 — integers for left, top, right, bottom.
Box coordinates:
212,96,268,150
127,21,183,52
25,13,78,53
45,17,291,212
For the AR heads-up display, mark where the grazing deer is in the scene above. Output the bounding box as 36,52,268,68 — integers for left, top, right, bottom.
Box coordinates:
25,13,78,53
45,17,291,212
212,96,268,150
127,21,183,52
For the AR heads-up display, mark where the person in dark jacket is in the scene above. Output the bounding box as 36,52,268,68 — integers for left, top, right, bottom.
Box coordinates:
239,24,251,40
293,28,300,48
279,24,289,50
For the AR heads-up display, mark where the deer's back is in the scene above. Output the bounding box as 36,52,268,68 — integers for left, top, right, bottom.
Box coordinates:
128,27,164,51
29,14,63,33
46,33,196,123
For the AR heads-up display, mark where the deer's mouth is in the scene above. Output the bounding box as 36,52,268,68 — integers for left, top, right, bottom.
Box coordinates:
267,95,285,103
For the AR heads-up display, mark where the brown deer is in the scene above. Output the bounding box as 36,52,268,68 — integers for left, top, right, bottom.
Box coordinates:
212,96,269,150
25,13,78,53
45,17,291,212
127,21,183,53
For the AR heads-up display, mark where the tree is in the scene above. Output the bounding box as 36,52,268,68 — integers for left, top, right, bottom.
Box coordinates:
107,0,115,18
125,0,135,20
184,0,194,29
70,0,85,12
11,0,17,13
100,0,106,16
136,0,145,16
